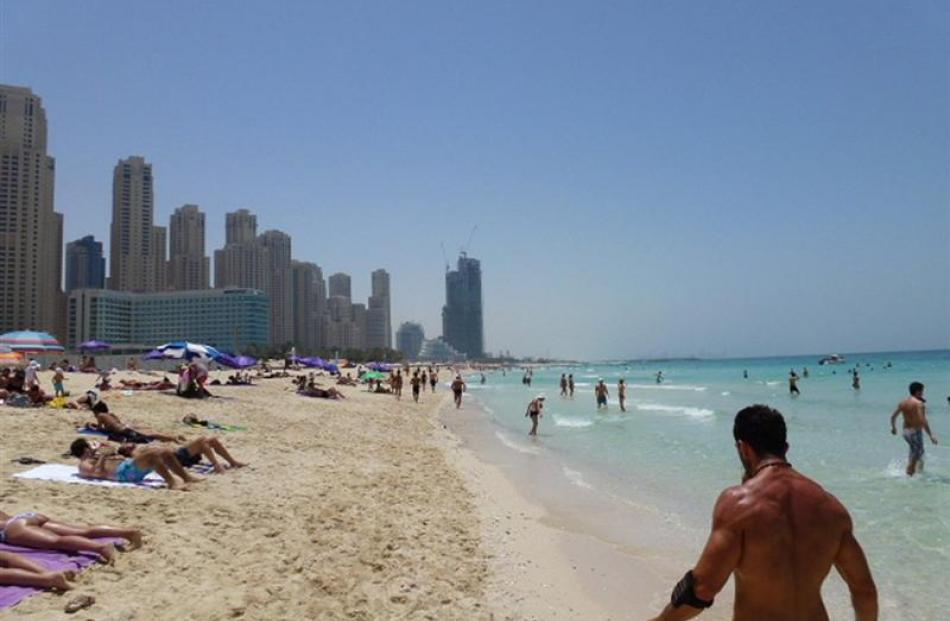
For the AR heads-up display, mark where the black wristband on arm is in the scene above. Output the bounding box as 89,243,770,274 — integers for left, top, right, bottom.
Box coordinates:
671,570,714,609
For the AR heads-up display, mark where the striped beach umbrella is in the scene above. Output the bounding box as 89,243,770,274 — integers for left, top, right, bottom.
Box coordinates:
154,341,222,361
0,330,65,353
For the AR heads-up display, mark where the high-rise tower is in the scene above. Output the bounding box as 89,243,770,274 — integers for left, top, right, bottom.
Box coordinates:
168,204,209,290
259,230,293,344
0,85,64,337
442,253,484,358
366,268,391,349
109,156,166,292
65,235,105,292
214,209,270,292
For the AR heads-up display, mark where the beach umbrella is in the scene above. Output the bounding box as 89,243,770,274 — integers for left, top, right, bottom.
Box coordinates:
0,330,65,353
154,341,222,361
142,349,166,360
79,340,111,352
217,354,258,369
0,351,26,366
362,371,387,380
367,362,394,372
297,356,326,369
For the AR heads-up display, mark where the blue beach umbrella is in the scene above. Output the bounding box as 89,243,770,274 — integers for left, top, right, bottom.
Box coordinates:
217,354,258,369
154,341,223,361
79,340,111,352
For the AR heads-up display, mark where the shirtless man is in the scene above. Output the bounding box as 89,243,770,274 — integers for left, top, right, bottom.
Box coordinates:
410,372,422,402
451,375,466,409
560,374,568,397
648,404,877,621
77,394,184,443
595,380,609,409
788,370,800,396
568,374,575,398
70,439,198,490
890,381,938,476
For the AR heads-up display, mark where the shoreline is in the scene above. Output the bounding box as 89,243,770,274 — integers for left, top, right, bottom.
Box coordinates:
436,391,734,620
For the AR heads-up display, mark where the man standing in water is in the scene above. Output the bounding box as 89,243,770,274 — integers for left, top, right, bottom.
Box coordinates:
618,379,627,412
526,395,545,436
568,374,575,398
852,369,861,391
788,370,800,396
890,382,938,477
648,404,878,621
595,379,609,410
451,374,466,409
560,374,568,397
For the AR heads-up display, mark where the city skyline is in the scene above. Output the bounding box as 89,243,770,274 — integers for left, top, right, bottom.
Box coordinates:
2,2,946,359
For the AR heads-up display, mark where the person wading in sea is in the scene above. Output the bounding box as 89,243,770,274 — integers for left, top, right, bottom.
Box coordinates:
648,404,877,621
526,395,545,436
890,381,938,476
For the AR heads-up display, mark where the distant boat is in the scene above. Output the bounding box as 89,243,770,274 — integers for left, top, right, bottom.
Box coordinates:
819,354,846,365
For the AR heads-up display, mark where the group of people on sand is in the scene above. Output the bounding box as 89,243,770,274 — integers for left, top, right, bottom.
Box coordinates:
293,373,346,400
383,366,442,402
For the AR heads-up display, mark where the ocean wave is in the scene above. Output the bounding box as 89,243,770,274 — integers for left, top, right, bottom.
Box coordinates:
629,384,708,392
552,415,594,428
634,403,715,418
494,431,540,455
721,391,731,396
562,466,594,490
573,382,592,387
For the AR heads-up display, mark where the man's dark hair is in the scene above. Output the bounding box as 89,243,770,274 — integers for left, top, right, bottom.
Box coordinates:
909,382,924,396
733,405,788,457
69,438,91,459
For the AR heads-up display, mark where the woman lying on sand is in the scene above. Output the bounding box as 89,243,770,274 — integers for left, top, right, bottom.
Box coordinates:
0,550,77,591
0,510,141,565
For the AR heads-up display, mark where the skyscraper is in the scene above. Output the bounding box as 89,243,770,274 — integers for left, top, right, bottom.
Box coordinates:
442,253,484,358
0,85,64,338
396,322,425,359
214,209,270,292
366,269,392,349
291,260,324,351
168,204,209,290
328,272,352,299
259,230,293,345
109,156,166,292
65,235,105,292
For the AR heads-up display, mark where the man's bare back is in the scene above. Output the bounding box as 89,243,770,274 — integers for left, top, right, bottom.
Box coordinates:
893,396,926,430
649,405,876,621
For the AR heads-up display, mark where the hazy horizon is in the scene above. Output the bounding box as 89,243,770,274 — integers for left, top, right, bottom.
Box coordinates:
2,1,947,359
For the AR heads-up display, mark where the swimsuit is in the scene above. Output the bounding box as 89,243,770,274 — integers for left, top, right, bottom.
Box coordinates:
0,512,41,543
175,447,202,468
115,458,152,483
903,428,925,461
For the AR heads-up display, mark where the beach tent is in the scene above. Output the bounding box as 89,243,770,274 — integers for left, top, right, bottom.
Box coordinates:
216,354,258,369
78,340,111,352
153,341,222,361
0,330,65,353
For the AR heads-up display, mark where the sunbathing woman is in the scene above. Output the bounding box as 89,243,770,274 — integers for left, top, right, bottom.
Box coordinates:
0,510,141,565
0,550,79,590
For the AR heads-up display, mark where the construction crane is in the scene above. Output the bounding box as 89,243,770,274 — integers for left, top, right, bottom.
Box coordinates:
460,225,478,257
440,241,450,273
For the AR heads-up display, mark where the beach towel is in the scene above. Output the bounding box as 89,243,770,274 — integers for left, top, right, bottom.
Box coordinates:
0,539,119,610
13,463,215,490
182,420,247,432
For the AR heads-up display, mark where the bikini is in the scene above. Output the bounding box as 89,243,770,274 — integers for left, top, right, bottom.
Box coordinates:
0,511,41,543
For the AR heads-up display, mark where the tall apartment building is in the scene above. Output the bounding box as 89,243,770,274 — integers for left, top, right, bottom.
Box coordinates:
0,85,64,338
351,302,367,350
214,209,270,292
259,230,293,345
328,272,351,299
65,235,105,292
442,253,484,359
109,156,166,292
366,268,391,349
168,204,209,290
290,260,325,351
395,322,425,359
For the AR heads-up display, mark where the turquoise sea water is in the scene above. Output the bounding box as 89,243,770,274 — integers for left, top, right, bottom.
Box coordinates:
463,350,950,620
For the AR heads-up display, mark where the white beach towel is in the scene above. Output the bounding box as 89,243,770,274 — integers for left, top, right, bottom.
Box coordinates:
13,462,215,489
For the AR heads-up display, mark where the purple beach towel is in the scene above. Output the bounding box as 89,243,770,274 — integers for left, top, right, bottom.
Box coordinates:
0,538,121,609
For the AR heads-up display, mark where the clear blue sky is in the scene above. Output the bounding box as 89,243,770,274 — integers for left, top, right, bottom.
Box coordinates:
2,1,947,359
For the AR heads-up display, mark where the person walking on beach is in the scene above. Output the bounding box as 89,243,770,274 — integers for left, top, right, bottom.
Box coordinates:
618,379,627,412
568,374,575,398
451,375,466,409
890,382,938,476
560,374,568,397
410,372,422,402
788,370,800,396
526,395,545,436
393,370,403,400
421,369,428,392
595,379,609,409
430,368,438,392
647,404,878,621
